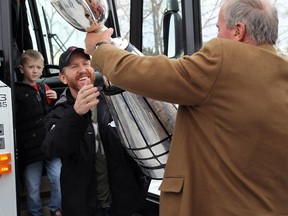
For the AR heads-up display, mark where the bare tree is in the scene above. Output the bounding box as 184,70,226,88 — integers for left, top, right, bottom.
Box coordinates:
201,0,221,41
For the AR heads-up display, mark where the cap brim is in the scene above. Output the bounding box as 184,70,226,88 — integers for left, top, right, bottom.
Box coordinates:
59,48,90,72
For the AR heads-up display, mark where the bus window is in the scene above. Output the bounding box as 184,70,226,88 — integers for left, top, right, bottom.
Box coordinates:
115,0,180,56
26,0,86,66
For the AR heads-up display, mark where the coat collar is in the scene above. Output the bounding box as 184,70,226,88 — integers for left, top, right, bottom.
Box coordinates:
257,44,277,54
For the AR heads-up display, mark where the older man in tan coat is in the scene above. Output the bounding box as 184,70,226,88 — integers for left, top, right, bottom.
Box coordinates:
84,0,288,215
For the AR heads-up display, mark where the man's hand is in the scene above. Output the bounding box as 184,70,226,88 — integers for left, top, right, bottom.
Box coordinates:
84,28,114,55
73,84,100,115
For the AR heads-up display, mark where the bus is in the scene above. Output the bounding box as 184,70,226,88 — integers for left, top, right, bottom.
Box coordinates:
0,0,287,215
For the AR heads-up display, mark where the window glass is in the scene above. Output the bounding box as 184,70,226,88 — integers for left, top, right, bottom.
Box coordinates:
114,0,131,40
115,0,172,56
142,0,166,55
201,0,220,43
27,0,86,65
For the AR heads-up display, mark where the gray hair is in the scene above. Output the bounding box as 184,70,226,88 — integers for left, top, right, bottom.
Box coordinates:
222,0,278,45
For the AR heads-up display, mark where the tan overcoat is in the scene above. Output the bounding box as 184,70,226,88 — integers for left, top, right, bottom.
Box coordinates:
92,38,288,216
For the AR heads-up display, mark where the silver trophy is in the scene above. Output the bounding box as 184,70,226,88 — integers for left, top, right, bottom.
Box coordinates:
51,0,142,54
51,0,177,179
51,0,108,32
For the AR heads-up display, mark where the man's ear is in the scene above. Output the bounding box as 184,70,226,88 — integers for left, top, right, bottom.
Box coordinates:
234,22,246,41
59,72,68,84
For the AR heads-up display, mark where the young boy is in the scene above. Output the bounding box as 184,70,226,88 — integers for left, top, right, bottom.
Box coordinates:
15,49,62,216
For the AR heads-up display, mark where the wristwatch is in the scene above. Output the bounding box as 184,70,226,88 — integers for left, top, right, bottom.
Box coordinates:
93,41,109,51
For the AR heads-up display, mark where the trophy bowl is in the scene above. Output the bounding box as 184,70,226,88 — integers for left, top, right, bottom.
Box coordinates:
50,0,109,32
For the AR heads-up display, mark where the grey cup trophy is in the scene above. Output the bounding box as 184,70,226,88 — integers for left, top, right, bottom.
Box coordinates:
51,0,177,179
51,0,108,32
51,0,142,54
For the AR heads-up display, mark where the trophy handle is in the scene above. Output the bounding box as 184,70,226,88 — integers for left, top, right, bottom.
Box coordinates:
111,38,143,56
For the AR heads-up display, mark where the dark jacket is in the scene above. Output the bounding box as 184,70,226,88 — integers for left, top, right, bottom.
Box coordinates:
15,82,51,170
42,89,150,216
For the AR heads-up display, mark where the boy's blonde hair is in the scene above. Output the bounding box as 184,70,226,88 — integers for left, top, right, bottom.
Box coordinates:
20,49,44,66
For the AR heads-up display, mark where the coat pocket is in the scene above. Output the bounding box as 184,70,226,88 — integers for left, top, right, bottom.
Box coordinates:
159,177,184,193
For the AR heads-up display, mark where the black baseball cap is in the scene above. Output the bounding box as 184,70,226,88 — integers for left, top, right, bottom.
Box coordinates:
59,46,90,72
